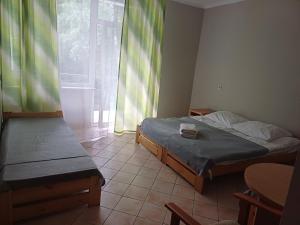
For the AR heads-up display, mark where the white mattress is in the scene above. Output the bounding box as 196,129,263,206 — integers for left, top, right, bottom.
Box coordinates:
192,116,300,154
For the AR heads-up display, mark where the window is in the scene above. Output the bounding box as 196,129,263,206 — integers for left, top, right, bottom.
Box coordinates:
57,0,124,88
57,0,124,133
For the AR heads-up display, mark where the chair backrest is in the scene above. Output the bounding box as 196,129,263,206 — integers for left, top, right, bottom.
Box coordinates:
165,192,283,225
165,202,201,225
234,192,283,225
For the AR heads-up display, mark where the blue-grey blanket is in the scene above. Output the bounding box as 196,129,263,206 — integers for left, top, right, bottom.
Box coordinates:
141,117,269,175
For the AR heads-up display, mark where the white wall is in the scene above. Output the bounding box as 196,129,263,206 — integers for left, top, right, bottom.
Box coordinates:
157,0,203,118
191,0,300,136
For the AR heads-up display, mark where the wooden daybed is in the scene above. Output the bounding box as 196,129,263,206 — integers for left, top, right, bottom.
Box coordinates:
0,112,104,225
136,125,297,194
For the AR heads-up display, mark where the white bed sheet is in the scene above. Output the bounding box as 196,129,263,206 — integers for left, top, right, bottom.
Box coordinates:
192,116,300,154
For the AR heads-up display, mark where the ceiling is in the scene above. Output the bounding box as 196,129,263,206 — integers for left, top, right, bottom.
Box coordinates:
172,0,246,9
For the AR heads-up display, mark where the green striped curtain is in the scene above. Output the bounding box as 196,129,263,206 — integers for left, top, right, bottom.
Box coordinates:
0,0,60,112
115,0,166,133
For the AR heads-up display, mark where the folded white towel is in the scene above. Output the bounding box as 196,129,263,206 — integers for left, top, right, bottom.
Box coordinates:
180,123,199,139
180,123,196,134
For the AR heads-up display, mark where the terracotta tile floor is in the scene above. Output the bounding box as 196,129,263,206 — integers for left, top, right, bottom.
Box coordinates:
19,133,247,225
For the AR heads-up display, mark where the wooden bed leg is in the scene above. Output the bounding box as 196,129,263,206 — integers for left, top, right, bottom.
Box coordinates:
135,125,141,144
195,176,205,194
0,191,13,225
88,176,101,207
161,148,168,164
157,146,163,161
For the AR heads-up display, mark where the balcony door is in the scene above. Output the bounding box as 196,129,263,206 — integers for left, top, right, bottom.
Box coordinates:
57,0,124,141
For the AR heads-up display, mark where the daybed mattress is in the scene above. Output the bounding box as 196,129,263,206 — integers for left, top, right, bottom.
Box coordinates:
0,118,103,190
141,117,269,174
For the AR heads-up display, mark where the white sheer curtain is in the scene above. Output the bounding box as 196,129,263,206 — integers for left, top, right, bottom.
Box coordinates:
57,0,124,141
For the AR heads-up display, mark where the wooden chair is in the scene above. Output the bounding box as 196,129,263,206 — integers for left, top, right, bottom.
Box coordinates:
165,192,283,225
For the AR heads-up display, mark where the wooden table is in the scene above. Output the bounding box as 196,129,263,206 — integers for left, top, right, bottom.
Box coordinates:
244,163,294,208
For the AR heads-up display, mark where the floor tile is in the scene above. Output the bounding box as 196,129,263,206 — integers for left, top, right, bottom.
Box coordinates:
115,197,143,215
193,202,219,220
104,210,136,225
100,191,122,209
134,217,163,225
121,163,142,174
93,141,110,149
157,171,177,183
172,184,195,200
133,151,151,159
194,191,218,206
98,137,115,145
193,215,218,225
97,150,118,158
103,181,129,195
104,160,125,170
73,206,112,225
123,143,142,151
159,165,174,174
175,176,193,188
196,181,218,205
148,154,158,161
112,171,136,184
143,160,163,170
104,145,123,153
138,167,159,178
119,148,137,156
110,140,128,148
115,134,134,142
131,153,149,159
124,185,150,201
171,195,194,212
128,139,136,144
113,153,132,162
139,203,166,223
146,191,171,207
19,132,248,225
132,175,156,188
151,180,174,194
217,193,239,210
158,169,177,176
218,206,239,221
100,168,118,179
128,156,148,166
93,157,110,167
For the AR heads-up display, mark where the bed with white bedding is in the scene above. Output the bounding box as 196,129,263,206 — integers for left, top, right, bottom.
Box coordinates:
136,111,300,193
194,115,300,152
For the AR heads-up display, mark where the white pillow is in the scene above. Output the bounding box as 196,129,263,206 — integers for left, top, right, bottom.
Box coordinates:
204,111,247,128
232,121,292,141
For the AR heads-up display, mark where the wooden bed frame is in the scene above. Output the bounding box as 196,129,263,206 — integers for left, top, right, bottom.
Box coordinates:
0,111,102,225
136,125,297,194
